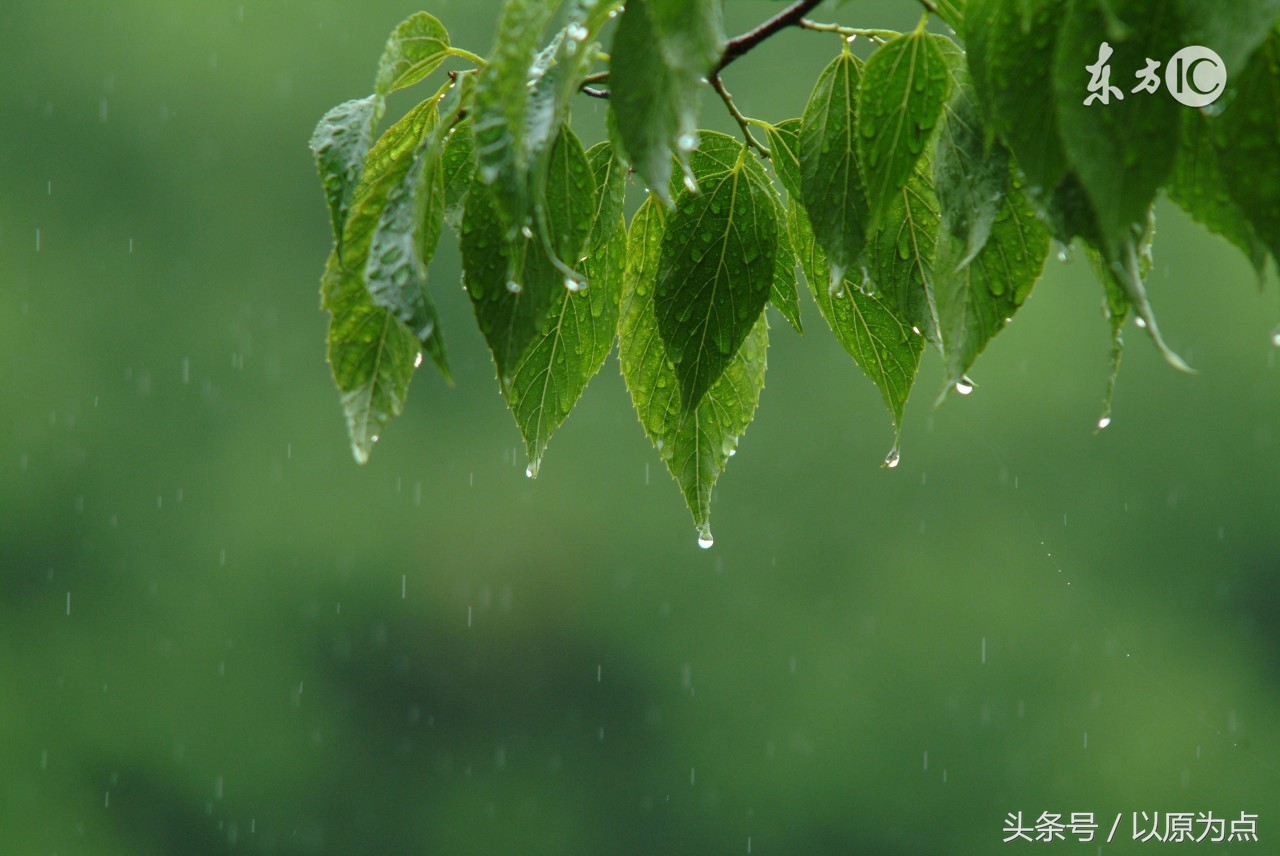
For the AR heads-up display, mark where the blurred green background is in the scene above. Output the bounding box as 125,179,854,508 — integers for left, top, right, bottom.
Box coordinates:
3,1,1278,853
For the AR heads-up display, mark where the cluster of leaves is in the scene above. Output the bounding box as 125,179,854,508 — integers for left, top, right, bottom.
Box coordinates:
310,0,1280,545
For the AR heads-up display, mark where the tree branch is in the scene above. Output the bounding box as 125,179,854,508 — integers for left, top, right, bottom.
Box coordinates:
714,0,826,75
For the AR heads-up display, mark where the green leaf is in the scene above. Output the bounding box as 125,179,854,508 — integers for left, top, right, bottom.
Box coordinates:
1214,32,1280,270
1169,110,1267,279
765,118,803,200
310,95,384,256
770,219,804,333
930,0,965,34
800,50,869,286
462,125,595,383
441,117,475,232
1096,212,1194,373
964,0,1067,196
933,66,1010,270
857,26,950,228
934,176,1049,390
792,200,922,441
863,166,942,345
507,216,625,477
320,99,440,462
585,141,627,254
654,135,777,413
365,138,449,372
374,12,451,96
471,0,560,227
620,198,768,547
609,0,725,203
1052,0,1182,254
1177,0,1280,78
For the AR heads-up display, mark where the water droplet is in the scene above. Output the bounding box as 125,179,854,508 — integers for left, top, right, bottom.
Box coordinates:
955,378,974,395
1271,326,1280,347
520,225,534,239
884,446,901,468
682,173,698,193
676,133,697,152
506,280,522,293
1134,316,1147,329
566,23,589,42
565,277,583,292
413,352,423,368
1097,416,1112,429
696,527,714,549
525,461,539,478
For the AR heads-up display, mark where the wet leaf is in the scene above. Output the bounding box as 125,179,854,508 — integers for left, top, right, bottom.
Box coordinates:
620,198,768,546
1213,31,1280,271
585,141,627,254
864,166,942,345
462,125,595,382
1169,110,1268,279
471,0,560,227
441,117,475,232
610,0,724,203
310,95,384,256
934,176,1049,390
933,62,1010,270
857,26,950,228
1177,0,1280,78
374,12,451,96
800,50,869,285
1052,0,1182,254
765,118,803,200
319,101,437,463
654,133,777,413
792,200,922,437
965,0,1067,196
770,219,804,334
507,215,624,477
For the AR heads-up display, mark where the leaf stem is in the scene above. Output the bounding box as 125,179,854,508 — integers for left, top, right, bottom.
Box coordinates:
710,75,770,159
797,20,899,42
714,0,826,75
445,47,487,67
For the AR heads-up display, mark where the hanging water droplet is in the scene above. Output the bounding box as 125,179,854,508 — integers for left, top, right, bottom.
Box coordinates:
677,133,698,152
682,172,698,193
506,280,522,293
525,461,539,478
413,352,423,368
1134,316,1147,329
955,378,974,395
564,277,584,292
1097,416,1112,430
696,527,714,549
566,22,589,42
884,446,901,468
520,225,534,239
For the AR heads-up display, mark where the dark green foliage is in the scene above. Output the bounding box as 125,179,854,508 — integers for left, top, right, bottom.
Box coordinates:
309,2,1280,542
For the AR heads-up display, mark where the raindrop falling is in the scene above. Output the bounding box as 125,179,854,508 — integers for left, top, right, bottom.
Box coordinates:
413,352,424,368
1271,326,1280,347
